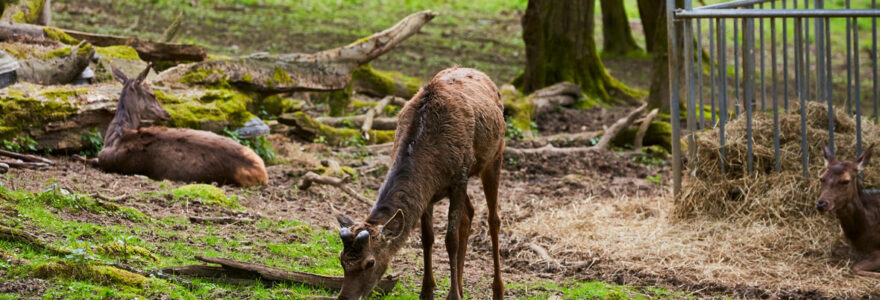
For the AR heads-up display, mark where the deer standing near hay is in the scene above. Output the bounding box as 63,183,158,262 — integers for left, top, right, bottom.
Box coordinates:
818,144,880,278
334,67,506,300
95,64,268,187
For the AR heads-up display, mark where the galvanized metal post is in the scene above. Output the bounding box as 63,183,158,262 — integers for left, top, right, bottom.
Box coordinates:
797,17,809,178
826,16,834,155
744,16,755,173
719,18,728,175
855,16,863,155
667,0,683,195
772,0,781,172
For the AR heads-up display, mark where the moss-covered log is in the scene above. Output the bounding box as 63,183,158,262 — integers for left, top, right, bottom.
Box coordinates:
351,63,421,98
277,112,394,146
518,0,643,105
0,83,255,151
154,11,436,93
0,21,206,62
33,261,147,287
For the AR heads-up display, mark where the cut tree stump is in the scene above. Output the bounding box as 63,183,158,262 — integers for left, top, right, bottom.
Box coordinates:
153,10,437,93
159,256,398,294
0,21,207,62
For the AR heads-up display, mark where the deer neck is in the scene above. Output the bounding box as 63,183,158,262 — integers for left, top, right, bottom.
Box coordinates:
367,160,442,244
836,185,877,247
104,99,139,148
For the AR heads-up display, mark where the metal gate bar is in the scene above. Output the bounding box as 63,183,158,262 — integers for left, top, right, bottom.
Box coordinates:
668,0,880,195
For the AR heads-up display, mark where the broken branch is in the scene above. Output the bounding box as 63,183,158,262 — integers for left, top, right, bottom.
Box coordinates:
634,108,660,150
154,10,437,93
299,172,371,205
188,216,254,225
362,96,394,140
0,149,53,165
0,225,70,256
159,256,398,294
315,115,398,131
1,161,50,170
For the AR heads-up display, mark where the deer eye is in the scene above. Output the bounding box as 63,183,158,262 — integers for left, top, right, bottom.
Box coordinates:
839,180,850,185
364,259,375,269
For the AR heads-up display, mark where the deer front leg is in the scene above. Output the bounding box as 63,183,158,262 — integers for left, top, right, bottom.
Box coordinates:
852,251,880,279
420,204,436,300
481,156,504,300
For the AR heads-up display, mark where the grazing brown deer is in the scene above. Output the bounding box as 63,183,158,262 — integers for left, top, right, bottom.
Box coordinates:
95,64,268,187
334,67,506,300
818,144,880,278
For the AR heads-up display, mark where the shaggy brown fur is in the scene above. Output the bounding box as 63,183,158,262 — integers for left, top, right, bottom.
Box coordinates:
819,144,880,278
97,64,268,187
335,67,506,300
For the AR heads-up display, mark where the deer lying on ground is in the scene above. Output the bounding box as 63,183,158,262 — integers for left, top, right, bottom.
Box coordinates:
334,67,506,300
95,64,268,187
818,144,880,278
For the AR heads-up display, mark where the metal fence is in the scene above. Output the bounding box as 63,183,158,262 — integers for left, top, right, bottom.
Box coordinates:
667,0,880,195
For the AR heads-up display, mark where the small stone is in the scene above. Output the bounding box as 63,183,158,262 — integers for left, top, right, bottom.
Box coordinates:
236,117,270,139
0,163,8,174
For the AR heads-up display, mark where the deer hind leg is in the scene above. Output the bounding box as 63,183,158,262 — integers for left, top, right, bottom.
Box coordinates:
420,204,436,300
852,251,880,279
480,156,504,300
455,188,474,296
445,185,469,300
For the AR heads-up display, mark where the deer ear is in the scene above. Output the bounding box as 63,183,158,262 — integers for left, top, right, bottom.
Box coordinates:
380,210,405,240
336,214,355,228
858,144,875,171
824,146,834,167
111,65,128,83
136,63,152,83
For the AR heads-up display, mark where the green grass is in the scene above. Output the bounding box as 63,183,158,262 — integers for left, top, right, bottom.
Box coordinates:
509,281,690,300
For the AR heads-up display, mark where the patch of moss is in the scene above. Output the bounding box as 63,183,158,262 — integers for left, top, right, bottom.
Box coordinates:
272,67,295,84
611,121,673,152
10,0,44,24
351,63,421,97
95,46,140,60
254,94,302,116
502,89,534,139
0,92,77,140
154,89,255,131
44,47,71,59
179,69,213,85
75,43,93,56
32,261,147,287
170,184,240,209
38,87,89,101
95,242,160,262
346,36,372,47
287,111,394,145
324,83,353,117
43,27,79,45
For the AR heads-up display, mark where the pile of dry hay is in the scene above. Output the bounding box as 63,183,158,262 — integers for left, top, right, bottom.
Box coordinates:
678,101,880,222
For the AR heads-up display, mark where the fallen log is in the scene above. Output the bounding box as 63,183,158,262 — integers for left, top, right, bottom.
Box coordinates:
315,115,398,131
1,161,50,170
188,216,254,225
299,171,371,205
278,112,395,146
0,22,206,61
153,10,437,93
159,256,398,294
0,149,53,164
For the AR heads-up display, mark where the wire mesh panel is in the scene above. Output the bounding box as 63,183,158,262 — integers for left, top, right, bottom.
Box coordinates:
668,0,880,195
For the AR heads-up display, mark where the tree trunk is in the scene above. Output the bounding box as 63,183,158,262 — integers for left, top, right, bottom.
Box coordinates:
637,0,661,53
600,0,640,56
519,0,640,105
644,0,684,112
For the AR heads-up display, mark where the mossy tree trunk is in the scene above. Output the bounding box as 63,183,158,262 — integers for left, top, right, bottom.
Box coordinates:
643,0,684,112
600,0,640,56
519,0,640,105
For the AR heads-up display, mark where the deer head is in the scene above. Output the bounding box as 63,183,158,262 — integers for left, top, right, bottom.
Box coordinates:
818,144,875,213
336,209,405,300
111,63,171,123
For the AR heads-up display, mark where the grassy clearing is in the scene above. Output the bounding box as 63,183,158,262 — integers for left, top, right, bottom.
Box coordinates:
0,182,682,299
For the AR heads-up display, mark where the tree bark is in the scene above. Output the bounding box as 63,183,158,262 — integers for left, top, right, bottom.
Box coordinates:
519,0,640,105
154,10,437,93
643,0,684,112
637,0,661,53
600,0,640,55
